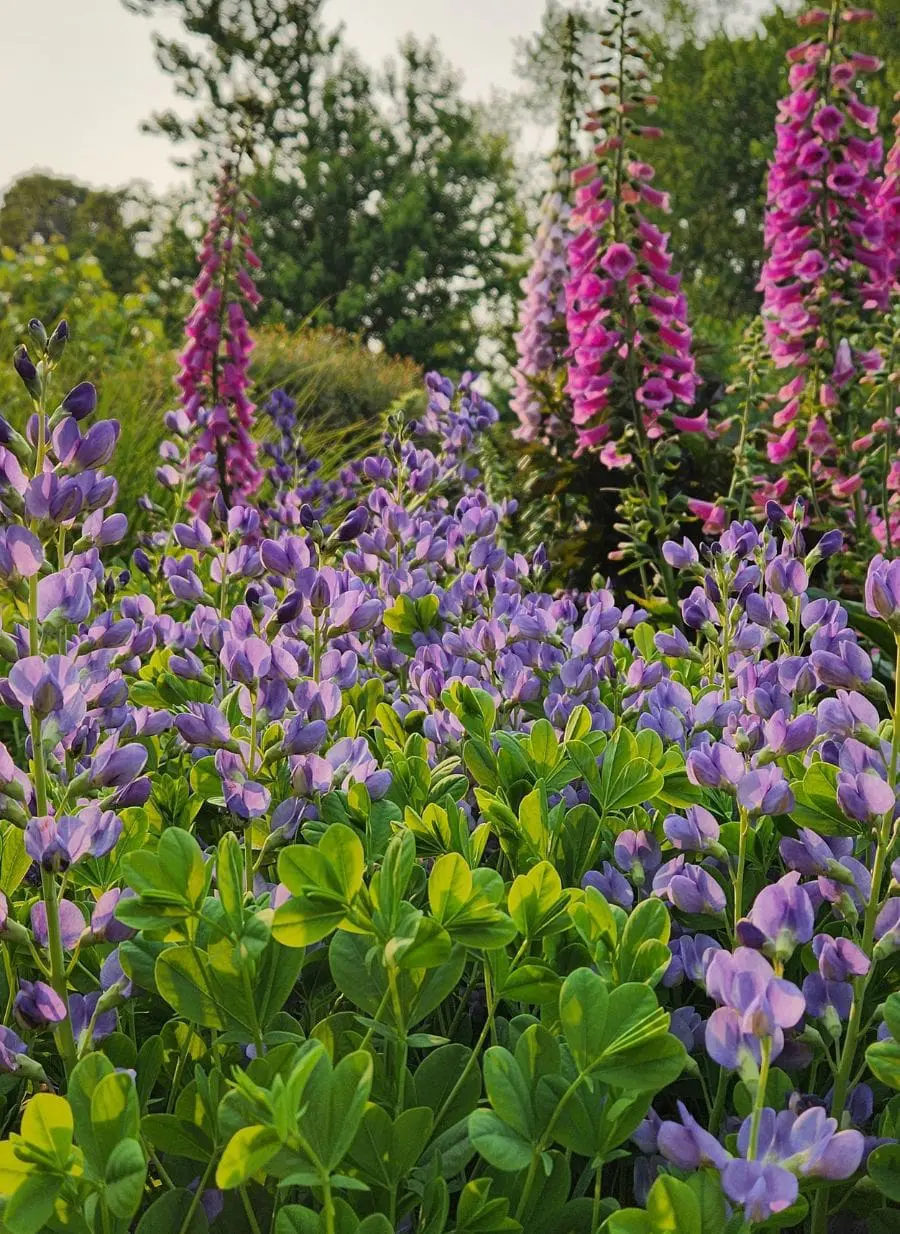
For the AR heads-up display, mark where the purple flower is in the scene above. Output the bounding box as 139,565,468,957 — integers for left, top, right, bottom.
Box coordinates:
812,934,869,981
874,897,900,958
69,992,116,1048
704,947,804,1068
90,888,136,943
653,857,726,916
657,1102,730,1170
737,873,814,960
61,381,97,420
865,554,900,627
214,749,270,820
0,1025,27,1073
175,703,233,749
613,829,661,882
88,737,148,788
836,770,894,823
737,766,794,816
31,898,86,950
721,1160,798,1223
14,980,66,1030
25,807,122,871
662,538,699,569
663,805,720,852
582,863,634,909
686,741,745,791
779,827,853,877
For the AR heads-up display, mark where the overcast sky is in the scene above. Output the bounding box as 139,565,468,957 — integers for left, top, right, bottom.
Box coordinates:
0,0,767,197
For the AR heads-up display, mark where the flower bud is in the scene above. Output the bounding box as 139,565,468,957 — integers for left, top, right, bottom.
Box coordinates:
47,319,69,362
13,346,40,398
27,319,48,351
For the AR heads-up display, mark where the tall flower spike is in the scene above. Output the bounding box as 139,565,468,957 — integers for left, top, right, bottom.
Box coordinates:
176,159,263,512
757,2,887,520
511,13,582,445
564,0,698,458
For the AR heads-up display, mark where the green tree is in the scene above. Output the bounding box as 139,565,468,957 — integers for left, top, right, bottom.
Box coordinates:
122,0,524,368
0,173,150,297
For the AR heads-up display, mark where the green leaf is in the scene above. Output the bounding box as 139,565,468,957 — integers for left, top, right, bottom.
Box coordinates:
559,967,609,1073
508,861,571,940
2,1170,62,1234
141,1113,211,1163
0,824,31,896
136,1188,210,1234
91,1071,139,1172
468,1109,533,1172
483,1047,533,1138
529,719,560,773
156,945,225,1029
414,1044,482,1130
21,1093,73,1167
599,730,664,813
67,1052,115,1175
869,1143,900,1200
216,1125,282,1189
867,1038,900,1090
789,762,851,835
105,1137,147,1219
646,1175,701,1234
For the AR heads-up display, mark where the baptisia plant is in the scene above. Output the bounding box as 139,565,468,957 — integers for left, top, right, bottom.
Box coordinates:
2,307,900,1231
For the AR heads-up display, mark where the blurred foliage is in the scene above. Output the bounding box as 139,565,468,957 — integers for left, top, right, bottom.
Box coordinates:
0,243,420,528
0,174,152,298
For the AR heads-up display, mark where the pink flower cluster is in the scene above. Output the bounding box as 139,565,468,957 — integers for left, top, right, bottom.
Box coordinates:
872,101,900,296
758,5,887,474
176,164,263,511
564,135,700,462
511,189,572,444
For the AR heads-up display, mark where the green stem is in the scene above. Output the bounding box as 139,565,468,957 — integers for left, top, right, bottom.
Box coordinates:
177,1156,215,1234
709,1066,728,1136
239,1184,264,1234
746,1037,772,1160
321,1176,335,1234
733,807,750,938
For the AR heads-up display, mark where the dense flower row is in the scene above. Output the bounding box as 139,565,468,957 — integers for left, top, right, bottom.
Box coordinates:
0,300,898,1232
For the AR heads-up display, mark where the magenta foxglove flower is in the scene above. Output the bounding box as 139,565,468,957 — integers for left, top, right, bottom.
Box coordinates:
176,162,263,510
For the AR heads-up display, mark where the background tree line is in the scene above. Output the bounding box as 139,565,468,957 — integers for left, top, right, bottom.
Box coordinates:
2,0,898,372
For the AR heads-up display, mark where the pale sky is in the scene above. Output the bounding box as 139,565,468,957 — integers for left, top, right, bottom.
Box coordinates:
0,0,768,198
